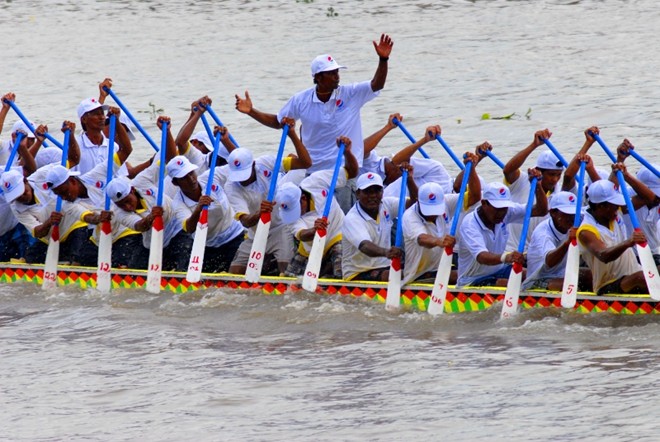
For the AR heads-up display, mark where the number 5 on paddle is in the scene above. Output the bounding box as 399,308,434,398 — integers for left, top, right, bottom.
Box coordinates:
561,160,587,308
302,141,345,293
245,126,289,283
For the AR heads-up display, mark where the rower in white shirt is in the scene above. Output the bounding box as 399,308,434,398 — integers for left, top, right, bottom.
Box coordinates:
401,152,481,285
457,169,547,288
342,165,416,282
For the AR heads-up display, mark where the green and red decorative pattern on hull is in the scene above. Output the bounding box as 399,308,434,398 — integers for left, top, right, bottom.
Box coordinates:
1,263,659,315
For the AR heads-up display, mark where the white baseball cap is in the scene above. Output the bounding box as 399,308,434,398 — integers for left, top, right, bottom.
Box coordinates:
166,155,198,179
310,54,346,77
35,148,63,169
191,130,231,160
77,97,109,119
105,176,132,203
587,179,625,205
356,172,384,190
482,183,514,208
637,165,660,197
535,150,564,171
11,120,34,138
45,165,80,189
418,182,446,216
0,169,25,203
550,191,578,214
227,148,254,182
275,182,302,225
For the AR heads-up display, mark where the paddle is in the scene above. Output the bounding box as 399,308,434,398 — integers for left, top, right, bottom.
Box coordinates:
479,147,505,169
591,132,660,300
2,99,62,149
244,126,289,283
500,175,538,318
101,86,159,152
540,138,569,168
202,104,241,148
385,168,409,311
560,159,587,308
145,121,168,294
627,149,660,179
434,134,466,171
42,127,71,290
391,118,430,159
96,114,116,293
186,127,222,283
4,132,25,172
427,159,473,315
302,141,346,292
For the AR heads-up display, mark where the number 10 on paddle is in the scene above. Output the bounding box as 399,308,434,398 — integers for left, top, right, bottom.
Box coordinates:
245,126,289,283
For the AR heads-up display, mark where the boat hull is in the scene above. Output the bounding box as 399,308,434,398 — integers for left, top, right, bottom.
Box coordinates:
1,263,659,315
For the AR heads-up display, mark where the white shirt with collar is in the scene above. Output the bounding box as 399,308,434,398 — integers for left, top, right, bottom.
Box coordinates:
522,216,569,289
342,197,399,280
457,204,527,286
74,132,114,176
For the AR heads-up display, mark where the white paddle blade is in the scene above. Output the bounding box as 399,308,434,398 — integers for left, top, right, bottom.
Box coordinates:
302,230,327,292
146,217,164,294
385,257,402,310
42,232,60,290
186,215,209,283
500,264,523,319
96,222,113,293
636,243,660,300
560,242,581,308
428,249,453,315
245,213,271,283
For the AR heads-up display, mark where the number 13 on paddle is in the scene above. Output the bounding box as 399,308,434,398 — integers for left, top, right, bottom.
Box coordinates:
245,126,289,283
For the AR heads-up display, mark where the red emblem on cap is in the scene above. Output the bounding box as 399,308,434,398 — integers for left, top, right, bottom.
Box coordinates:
569,195,575,202
42,183,48,190
499,187,506,195
327,56,332,61
367,173,374,180
177,160,183,166
428,193,436,201
4,182,10,189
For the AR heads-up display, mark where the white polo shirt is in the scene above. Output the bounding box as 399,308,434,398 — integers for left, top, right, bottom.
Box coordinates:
291,168,347,257
522,217,569,289
457,204,527,286
277,81,378,173
636,205,660,254
401,196,460,285
342,197,399,280
170,168,243,247
578,210,641,292
74,132,115,176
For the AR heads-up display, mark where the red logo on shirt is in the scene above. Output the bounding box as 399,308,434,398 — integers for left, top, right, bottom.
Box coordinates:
95,181,103,188
321,189,328,197
211,184,218,192
263,170,272,178
336,99,344,109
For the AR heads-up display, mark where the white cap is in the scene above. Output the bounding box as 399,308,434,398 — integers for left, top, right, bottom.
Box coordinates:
105,176,132,203
191,130,231,160
311,54,346,77
77,97,109,119
356,172,384,190
535,150,564,170
35,148,63,169
45,165,80,189
117,113,136,141
11,120,34,138
275,182,302,225
418,182,446,216
227,148,254,182
550,191,578,214
482,183,514,208
587,180,625,205
0,170,25,203
589,169,610,185
166,155,198,179
637,165,660,197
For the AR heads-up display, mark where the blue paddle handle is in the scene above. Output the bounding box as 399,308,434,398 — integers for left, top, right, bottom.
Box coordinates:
4,132,25,172
483,150,505,169
322,142,346,219
591,133,617,163
204,105,240,148
615,169,641,229
434,134,465,170
204,131,222,197
573,160,587,228
449,160,472,236
102,87,159,151
629,150,660,178
3,99,61,149
266,126,289,202
391,118,430,159
541,138,569,168
156,121,168,207
200,113,215,148
54,129,71,213
104,115,116,211
517,177,538,254
394,169,409,248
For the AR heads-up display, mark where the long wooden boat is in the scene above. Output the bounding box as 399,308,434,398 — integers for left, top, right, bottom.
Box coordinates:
0,262,658,315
